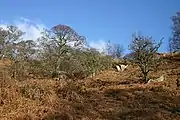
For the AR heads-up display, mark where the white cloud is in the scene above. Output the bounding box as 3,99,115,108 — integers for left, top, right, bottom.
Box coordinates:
0,17,108,53
89,40,107,53
0,17,46,40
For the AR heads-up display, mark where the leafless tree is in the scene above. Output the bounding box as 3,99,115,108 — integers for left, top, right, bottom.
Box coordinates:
169,12,180,52
0,25,24,59
105,40,123,58
38,24,86,76
129,33,163,83
14,40,36,61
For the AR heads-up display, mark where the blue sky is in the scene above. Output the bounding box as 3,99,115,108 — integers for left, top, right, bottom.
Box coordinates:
0,0,180,54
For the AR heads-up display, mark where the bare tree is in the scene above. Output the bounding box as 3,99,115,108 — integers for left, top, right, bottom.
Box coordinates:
169,12,180,52
105,40,123,58
38,24,86,75
14,40,36,61
129,33,163,83
0,25,24,59
9,40,37,79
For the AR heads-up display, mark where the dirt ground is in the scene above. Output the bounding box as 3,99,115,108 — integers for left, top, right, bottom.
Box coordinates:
0,55,180,120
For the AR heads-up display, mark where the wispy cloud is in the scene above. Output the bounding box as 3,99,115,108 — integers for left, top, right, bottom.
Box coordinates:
0,17,46,40
89,40,107,53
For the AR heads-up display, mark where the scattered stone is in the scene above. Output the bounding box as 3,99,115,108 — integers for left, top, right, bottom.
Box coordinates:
148,75,165,83
115,64,129,72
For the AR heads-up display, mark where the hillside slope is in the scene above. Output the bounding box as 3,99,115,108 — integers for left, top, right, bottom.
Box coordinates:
0,55,180,120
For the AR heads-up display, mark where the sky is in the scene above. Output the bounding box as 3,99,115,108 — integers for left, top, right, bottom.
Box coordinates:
0,0,180,54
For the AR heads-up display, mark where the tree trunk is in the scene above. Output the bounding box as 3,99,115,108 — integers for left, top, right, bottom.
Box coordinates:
143,72,149,83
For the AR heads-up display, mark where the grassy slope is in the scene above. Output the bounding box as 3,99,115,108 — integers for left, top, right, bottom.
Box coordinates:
0,54,180,120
